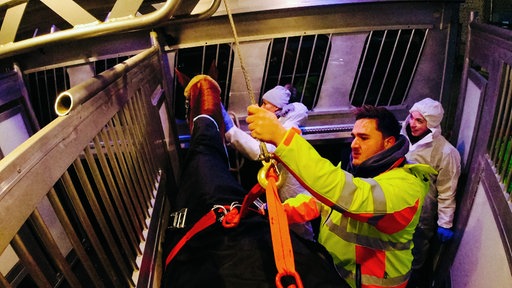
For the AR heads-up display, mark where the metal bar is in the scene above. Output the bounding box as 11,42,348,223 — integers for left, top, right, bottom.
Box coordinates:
10,233,52,288
107,115,148,228
109,0,144,20
261,39,274,98
60,171,122,287
131,90,158,190
291,36,303,86
301,34,318,103
113,113,149,220
278,37,289,83
72,158,134,286
123,97,153,199
122,101,152,205
40,0,98,26
0,0,182,59
92,135,141,254
224,43,234,107
98,128,144,240
390,29,414,103
312,33,331,107
30,209,82,288
377,30,401,106
83,144,137,268
47,188,105,287
0,2,27,44
403,29,428,105
363,30,387,105
350,31,372,103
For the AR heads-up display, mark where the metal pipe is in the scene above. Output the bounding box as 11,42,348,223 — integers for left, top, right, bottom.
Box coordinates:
54,46,157,116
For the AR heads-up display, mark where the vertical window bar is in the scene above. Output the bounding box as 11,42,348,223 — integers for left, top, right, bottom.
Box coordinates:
312,33,332,107
300,35,318,103
290,35,304,87
390,29,415,104
52,68,58,118
201,45,206,74
43,70,50,123
376,30,402,105
224,43,234,107
350,31,373,103
401,29,429,105
278,38,289,83
363,30,388,105
261,39,275,97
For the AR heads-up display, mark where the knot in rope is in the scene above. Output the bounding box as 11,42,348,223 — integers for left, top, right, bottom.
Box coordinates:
213,202,242,228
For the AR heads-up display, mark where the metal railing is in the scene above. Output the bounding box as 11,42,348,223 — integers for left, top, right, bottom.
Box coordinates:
0,39,173,287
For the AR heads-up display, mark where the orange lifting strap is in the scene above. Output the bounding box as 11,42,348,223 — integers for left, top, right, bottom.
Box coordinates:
264,166,304,288
165,165,303,288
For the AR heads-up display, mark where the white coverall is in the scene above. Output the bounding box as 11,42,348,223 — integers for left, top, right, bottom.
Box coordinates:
225,102,315,240
401,99,461,270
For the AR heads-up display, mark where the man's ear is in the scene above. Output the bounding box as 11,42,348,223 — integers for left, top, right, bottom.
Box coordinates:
384,136,396,149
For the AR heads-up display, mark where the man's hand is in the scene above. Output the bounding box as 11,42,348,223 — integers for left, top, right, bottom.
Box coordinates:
246,105,287,146
437,226,454,242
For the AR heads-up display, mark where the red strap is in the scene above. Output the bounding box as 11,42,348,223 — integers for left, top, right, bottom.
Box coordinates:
165,210,217,267
165,185,264,267
222,183,265,228
265,167,303,288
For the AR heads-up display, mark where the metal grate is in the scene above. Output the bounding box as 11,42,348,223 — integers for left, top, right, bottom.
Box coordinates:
489,63,512,194
350,29,428,107
261,34,331,109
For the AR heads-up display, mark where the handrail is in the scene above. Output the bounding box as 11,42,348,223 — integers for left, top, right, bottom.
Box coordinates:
0,0,188,59
0,39,172,286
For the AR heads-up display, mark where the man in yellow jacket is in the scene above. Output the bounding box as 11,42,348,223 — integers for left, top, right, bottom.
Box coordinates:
247,105,437,288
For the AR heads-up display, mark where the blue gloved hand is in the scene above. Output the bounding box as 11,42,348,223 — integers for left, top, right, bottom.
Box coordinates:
221,104,234,132
437,226,454,242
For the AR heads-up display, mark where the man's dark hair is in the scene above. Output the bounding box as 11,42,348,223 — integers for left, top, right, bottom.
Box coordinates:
354,105,401,139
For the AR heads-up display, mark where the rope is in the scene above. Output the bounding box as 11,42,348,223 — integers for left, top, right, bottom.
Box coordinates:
222,0,256,105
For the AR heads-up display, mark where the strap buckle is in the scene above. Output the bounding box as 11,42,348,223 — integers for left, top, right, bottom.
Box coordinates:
169,208,188,229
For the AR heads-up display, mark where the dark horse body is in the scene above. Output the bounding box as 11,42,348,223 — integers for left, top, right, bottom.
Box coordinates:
162,75,348,287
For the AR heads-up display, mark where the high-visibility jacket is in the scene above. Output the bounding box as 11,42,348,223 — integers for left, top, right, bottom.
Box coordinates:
274,128,436,288
225,102,315,240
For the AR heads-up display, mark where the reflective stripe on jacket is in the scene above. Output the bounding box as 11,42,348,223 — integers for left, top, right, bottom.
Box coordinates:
276,128,436,288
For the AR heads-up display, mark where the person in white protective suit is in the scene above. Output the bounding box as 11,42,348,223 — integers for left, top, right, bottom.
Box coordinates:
222,85,314,241
401,98,461,288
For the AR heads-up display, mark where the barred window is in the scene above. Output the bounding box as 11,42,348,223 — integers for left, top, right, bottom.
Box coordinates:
350,29,428,107
261,35,331,109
